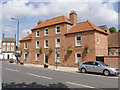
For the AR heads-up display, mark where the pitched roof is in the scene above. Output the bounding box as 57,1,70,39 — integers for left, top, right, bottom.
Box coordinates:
20,34,32,42
108,32,120,47
98,25,110,34
2,38,16,42
32,16,72,30
66,20,109,35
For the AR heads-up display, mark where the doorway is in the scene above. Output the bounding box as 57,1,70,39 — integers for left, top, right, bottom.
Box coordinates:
44,54,48,63
96,57,104,62
7,54,10,59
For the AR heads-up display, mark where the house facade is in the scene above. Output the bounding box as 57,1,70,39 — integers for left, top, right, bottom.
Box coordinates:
20,10,110,67
1,34,16,60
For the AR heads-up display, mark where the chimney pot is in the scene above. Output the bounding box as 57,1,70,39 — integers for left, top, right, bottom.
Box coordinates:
38,20,43,25
2,34,4,39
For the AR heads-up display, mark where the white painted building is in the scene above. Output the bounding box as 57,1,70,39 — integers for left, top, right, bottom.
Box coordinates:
1,34,16,60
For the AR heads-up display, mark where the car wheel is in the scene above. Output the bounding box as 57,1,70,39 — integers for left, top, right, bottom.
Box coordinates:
103,70,110,76
81,68,86,73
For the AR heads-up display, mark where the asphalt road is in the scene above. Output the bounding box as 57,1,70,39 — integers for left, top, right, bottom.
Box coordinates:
2,62,119,89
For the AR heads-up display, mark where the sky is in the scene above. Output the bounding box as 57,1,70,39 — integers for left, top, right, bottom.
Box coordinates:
0,0,119,48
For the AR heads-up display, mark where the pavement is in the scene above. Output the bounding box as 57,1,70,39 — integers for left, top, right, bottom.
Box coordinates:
2,61,119,89
8,62,79,73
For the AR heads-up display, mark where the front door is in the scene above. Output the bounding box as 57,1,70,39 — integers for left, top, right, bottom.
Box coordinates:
44,54,48,63
7,54,10,59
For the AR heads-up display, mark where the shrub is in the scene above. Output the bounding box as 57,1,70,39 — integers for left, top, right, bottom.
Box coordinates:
67,47,73,52
48,48,53,52
38,48,43,53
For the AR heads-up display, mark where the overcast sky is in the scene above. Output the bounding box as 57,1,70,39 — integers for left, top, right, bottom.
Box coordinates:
0,0,119,48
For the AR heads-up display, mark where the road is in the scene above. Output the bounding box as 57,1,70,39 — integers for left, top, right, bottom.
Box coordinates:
2,62,119,89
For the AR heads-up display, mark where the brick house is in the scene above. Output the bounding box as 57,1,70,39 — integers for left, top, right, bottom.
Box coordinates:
1,34,16,60
20,10,110,67
104,32,120,68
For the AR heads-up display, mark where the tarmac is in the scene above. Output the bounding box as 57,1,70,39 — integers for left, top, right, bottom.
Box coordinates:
7,62,79,73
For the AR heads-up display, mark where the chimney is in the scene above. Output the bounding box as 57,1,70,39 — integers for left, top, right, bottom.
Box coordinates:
69,10,77,25
2,34,4,39
38,20,43,25
15,34,16,39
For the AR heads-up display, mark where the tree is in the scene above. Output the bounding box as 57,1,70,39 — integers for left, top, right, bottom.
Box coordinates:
109,27,116,33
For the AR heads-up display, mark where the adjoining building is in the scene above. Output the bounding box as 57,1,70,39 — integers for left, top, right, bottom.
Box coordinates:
1,34,16,60
20,10,113,67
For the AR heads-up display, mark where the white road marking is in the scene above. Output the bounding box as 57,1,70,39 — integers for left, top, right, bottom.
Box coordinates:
66,82,95,88
27,73,52,80
5,68,19,72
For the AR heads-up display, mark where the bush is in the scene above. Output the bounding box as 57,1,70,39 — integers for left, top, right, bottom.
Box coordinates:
67,47,73,52
20,61,24,65
44,64,49,68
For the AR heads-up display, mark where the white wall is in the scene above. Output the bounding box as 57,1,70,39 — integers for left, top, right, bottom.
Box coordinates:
2,53,16,60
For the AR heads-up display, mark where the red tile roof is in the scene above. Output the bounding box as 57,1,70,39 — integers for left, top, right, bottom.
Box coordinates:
20,34,32,42
66,20,109,35
32,16,72,30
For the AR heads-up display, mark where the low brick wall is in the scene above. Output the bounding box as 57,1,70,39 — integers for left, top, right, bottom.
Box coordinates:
104,56,120,68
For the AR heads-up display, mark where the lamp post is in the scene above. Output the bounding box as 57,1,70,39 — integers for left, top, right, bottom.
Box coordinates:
11,18,19,64
55,48,58,69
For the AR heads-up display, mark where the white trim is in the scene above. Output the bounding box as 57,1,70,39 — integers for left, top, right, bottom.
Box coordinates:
97,36,100,44
56,25,60,34
44,40,48,48
36,30,40,37
55,53,60,63
44,28,48,36
55,38,60,47
75,35,82,46
36,40,39,48
35,53,39,61
75,52,82,64
24,42,27,49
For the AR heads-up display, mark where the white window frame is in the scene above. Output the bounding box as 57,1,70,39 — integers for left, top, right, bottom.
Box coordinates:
11,46,14,51
97,36,100,44
11,43,14,45
2,45,5,51
24,42,27,49
75,53,82,64
35,53,39,61
36,40,39,48
55,53,60,63
56,25,60,34
36,30,40,37
24,53,27,61
56,38,60,47
7,46,10,51
75,36,82,46
44,28,48,36
44,40,48,48
3,42,6,45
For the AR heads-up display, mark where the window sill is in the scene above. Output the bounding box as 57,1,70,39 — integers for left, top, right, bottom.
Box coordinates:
44,35,48,36
75,45,82,47
55,62,60,64
44,47,48,49
56,33,60,35
35,60,39,62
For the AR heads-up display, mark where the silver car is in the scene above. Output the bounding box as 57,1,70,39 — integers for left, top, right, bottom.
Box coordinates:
78,61,119,76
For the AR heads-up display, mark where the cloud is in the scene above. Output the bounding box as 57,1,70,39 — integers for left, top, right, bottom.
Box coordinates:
2,25,13,35
20,29,32,39
2,0,118,27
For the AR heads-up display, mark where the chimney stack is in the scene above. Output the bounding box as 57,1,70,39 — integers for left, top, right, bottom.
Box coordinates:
38,20,43,25
2,34,4,39
15,34,16,39
69,10,77,25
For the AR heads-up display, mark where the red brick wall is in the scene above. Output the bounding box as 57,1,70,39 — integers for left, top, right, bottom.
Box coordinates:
95,31,108,56
104,56,120,68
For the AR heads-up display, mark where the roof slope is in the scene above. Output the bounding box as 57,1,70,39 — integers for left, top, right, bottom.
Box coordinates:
66,20,109,35
32,16,72,30
98,25,110,34
20,34,32,42
2,38,16,42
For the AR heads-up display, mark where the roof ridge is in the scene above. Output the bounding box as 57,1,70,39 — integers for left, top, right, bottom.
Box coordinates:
87,20,95,30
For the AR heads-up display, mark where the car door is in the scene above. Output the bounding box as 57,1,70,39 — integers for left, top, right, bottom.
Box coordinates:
92,62,103,73
84,61,94,72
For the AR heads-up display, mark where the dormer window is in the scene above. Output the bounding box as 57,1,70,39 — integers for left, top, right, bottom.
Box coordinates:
36,30,39,37
56,25,60,34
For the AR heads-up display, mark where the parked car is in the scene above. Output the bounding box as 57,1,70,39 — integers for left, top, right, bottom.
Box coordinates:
78,61,119,76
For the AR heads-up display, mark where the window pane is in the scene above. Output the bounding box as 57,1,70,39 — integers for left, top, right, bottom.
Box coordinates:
77,37,81,40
